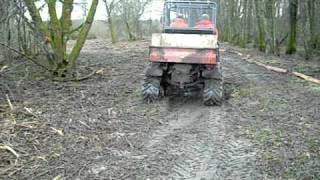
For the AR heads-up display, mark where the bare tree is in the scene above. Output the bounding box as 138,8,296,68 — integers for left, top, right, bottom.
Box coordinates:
23,0,99,77
103,0,119,44
118,0,152,41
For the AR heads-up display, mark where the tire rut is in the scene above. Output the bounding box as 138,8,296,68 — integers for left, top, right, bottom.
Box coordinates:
141,50,266,179
144,101,258,179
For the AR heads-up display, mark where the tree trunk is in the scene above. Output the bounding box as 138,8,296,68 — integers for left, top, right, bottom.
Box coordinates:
48,0,64,69
246,0,253,43
265,0,276,54
67,0,99,70
307,0,316,49
60,0,74,55
106,7,116,44
240,0,248,47
286,0,298,54
125,21,135,41
254,0,266,52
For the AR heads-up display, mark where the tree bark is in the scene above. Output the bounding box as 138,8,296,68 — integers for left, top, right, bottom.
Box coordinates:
286,0,298,54
307,0,316,49
68,0,99,69
254,0,266,52
265,0,276,54
105,3,117,44
48,0,64,67
60,0,74,52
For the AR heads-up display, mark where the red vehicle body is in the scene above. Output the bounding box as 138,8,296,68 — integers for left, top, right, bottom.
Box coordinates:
149,47,218,64
143,0,223,106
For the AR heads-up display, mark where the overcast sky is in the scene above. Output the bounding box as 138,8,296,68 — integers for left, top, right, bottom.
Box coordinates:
37,0,164,21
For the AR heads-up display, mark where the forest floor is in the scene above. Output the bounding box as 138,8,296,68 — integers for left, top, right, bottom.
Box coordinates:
0,40,319,179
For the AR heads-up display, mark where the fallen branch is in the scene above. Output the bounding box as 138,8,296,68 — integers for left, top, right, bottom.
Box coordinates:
245,57,288,74
52,68,97,82
75,69,96,81
236,52,320,85
292,72,320,84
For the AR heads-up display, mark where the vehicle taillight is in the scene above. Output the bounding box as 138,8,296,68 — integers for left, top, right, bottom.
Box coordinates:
150,50,159,61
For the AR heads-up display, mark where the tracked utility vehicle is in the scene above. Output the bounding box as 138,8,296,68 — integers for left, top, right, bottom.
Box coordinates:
143,0,222,106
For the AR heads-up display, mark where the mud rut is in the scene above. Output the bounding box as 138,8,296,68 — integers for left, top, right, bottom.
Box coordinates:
144,102,257,179
90,44,271,179
135,53,262,179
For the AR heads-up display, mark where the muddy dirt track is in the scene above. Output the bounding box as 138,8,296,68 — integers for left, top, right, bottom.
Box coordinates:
0,40,319,179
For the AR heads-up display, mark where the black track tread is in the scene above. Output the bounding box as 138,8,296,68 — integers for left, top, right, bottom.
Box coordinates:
142,78,161,103
203,79,223,106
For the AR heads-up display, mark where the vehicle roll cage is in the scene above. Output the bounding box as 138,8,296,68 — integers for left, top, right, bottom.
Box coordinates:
163,0,217,34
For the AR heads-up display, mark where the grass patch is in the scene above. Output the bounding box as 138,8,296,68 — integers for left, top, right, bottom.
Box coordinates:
229,84,252,100
309,84,320,92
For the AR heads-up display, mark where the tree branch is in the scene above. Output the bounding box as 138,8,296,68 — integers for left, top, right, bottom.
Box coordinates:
23,0,47,36
48,0,63,53
0,42,51,72
68,0,99,65
60,0,74,36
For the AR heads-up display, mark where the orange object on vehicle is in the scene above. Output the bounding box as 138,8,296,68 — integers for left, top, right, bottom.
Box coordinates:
170,18,188,28
195,20,218,35
195,19,214,29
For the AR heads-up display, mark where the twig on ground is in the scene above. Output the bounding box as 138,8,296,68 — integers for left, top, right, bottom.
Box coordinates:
52,174,63,180
75,69,96,81
0,145,20,158
31,165,64,180
6,94,14,110
23,107,40,118
1,82,16,102
50,127,64,136
79,120,91,129
8,165,24,177
53,68,97,82
0,165,15,176
0,65,8,73
0,61,29,75
5,93,16,124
